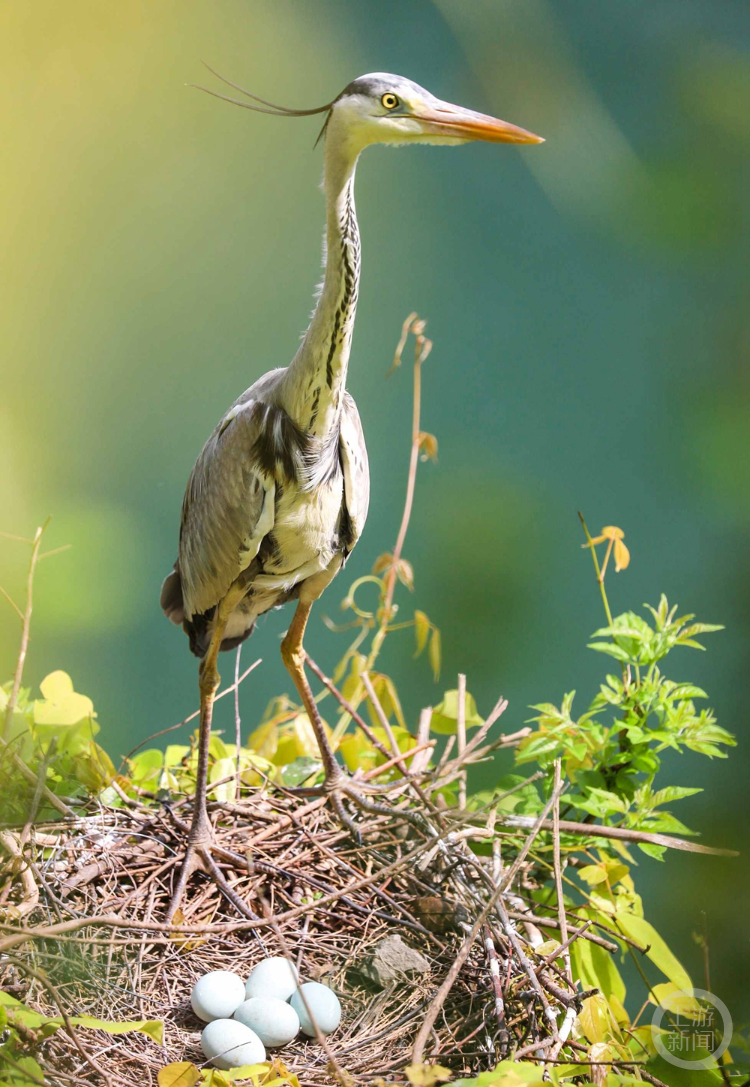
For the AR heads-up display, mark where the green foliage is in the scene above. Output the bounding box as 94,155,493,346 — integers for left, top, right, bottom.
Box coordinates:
0,990,162,1084
0,671,115,823
516,593,732,854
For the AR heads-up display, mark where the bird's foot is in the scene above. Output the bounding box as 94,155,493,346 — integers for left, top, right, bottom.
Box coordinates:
164,805,264,938
321,769,427,842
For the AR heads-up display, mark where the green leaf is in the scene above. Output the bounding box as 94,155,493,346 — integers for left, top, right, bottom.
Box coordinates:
129,749,163,782
428,627,442,681
578,864,610,885
209,757,237,802
430,689,483,735
637,842,667,860
0,992,163,1045
648,786,702,807
158,1064,201,1087
413,610,430,657
587,642,632,663
614,915,691,991
34,671,94,727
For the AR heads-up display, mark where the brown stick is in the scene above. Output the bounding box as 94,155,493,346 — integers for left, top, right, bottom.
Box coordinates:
457,672,467,810
483,922,509,1049
553,759,572,986
499,779,563,893
411,877,504,1064
502,812,737,856
3,521,47,742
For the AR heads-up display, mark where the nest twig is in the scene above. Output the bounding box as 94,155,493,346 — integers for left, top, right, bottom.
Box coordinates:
0,730,625,1087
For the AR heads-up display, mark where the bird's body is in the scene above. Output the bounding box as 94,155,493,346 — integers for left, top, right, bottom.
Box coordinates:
160,69,542,917
162,93,369,654
161,374,368,657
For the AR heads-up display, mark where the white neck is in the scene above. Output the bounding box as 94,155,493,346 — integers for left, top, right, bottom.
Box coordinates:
278,124,363,437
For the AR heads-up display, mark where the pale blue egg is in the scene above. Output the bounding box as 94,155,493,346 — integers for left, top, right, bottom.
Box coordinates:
245,956,299,1002
234,997,300,1047
201,1018,266,1069
190,971,246,1022
290,982,342,1036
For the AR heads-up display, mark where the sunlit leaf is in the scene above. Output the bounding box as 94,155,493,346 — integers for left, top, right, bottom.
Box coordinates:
34,671,94,728
209,757,237,802
614,538,630,571
405,1064,452,1086
413,610,430,657
430,689,483,735
417,431,438,462
428,627,441,681
158,1063,201,1087
577,994,617,1045
615,915,692,992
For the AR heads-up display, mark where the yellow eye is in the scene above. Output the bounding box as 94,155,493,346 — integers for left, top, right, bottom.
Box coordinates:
381,93,399,110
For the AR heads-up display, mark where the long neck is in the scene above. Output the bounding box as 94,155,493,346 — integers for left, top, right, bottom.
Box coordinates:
279,134,362,437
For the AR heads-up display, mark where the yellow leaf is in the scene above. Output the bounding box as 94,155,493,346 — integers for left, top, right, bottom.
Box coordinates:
578,864,610,885
35,671,94,727
339,731,378,774
413,610,430,658
372,552,393,576
614,538,630,571
417,431,438,462
158,1063,201,1087
341,653,367,704
246,720,279,761
367,673,406,729
577,994,616,1045
40,671,74,701
430,688,483,735
275,714,331,765
615,915,692,992
600,526,625,540
396,557,414,591
209,757,237,802
405,1065,452,1087
428,627,441,681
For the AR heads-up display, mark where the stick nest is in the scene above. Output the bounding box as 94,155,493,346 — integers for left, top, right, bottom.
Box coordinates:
0,783,592,1087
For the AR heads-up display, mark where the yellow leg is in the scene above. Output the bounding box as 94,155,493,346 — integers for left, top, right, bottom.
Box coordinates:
166,583,256,923
281,600,345,786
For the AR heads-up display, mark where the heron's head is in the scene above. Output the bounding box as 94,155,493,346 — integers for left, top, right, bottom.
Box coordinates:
194,67,543,154
328,73,543,151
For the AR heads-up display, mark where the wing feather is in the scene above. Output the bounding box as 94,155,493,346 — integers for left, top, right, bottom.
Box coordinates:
178,398,275,619
339,391,370,548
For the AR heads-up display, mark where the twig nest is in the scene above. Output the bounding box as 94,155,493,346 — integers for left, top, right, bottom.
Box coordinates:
245,956,299,1002
290,982,342,1037
201,1019,266,1069
190,970,246,1022
234,996,300,1047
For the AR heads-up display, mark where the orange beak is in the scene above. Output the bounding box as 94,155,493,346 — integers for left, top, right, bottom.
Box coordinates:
413,102,543,145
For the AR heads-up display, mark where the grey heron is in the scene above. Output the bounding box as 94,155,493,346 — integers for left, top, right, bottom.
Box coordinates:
161,69,542,913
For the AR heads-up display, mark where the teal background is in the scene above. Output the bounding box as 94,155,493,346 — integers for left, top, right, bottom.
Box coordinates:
2,0,748,1021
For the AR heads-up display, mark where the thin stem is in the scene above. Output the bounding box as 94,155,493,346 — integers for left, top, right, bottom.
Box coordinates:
553,759,572,986
234,644,242,799
366,319,432,672
4,520,49,741
457,672,467,810
578,512,613,627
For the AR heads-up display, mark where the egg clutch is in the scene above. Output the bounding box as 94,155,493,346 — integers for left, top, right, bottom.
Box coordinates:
191,957,342,1070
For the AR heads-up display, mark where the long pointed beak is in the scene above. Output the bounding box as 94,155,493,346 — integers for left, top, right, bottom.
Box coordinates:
414,101,543,145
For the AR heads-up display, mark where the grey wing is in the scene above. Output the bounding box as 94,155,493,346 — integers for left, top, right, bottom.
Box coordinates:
339,391,369,550
171,398,276,621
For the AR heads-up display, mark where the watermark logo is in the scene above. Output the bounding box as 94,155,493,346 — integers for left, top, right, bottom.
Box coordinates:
652,987,732,1070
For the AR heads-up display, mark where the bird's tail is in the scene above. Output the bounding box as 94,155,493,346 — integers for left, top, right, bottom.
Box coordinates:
160,565,256,658
160,567,184,625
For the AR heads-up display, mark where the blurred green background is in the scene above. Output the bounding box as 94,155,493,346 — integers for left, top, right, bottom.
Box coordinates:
2,0,748,1021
